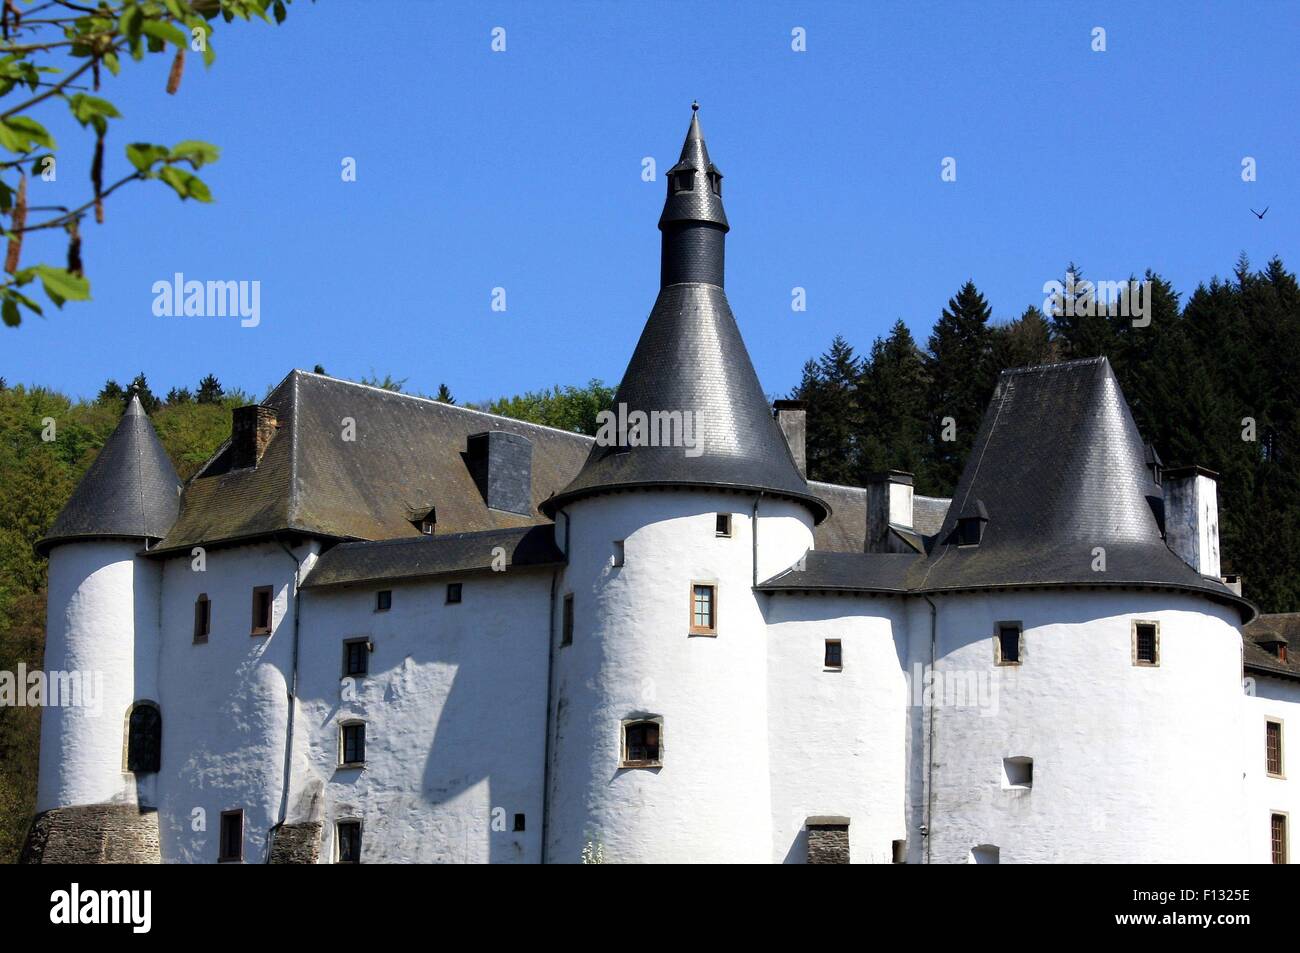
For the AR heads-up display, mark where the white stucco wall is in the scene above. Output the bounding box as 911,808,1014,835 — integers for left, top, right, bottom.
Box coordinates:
912,590,1248,863
38,540,159,812
545,490,814,863
1243,673,1300,863
292,567,554,863
764,593,909,862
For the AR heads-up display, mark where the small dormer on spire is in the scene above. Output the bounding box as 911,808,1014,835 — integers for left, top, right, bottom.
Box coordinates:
659,103,729,287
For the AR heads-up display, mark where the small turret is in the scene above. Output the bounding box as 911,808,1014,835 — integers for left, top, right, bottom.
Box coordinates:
658,102,729,288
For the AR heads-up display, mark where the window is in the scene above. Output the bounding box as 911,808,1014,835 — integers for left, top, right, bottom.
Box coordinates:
513,813,526,832
375,589,392,612
336,820,362,864
824,639,842,669
892,839,907,864
340,722,366,767
1133,621,1159,665
420,519,434,535
689,582,716,636
1272,813,1288,865
996,622,1022,665
1002,757,1033,790
969,844,1000,865
671,170,694,193
612,540,625,568
622,720,661,767
193,593,210,643
1267,720,1284,777
343,639,369,678
219,810,243,862
446,583,462,605
715,513,732,537
251,585,273,635
562,594,574,646
708,171,722,196
126,702,161,774
956,518,982,546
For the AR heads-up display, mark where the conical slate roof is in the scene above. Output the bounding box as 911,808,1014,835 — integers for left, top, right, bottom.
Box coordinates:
910,357,1248,608
38,396,181,555
542,110,825,521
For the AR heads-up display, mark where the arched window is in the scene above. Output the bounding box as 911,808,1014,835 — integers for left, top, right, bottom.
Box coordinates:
126,701,161,773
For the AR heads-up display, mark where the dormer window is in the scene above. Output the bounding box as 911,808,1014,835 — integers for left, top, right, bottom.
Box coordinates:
955,499,988,547
419,519,434,535
671,170,694,193
1262,640,1289,663
708,170,722,196
410,506,436,536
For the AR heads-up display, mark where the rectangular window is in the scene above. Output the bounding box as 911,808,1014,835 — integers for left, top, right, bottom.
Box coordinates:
193,593,210,644
219,810,243,862
689,583,716,635
1267,720,1284,777
622,720,661,767
446,582,462,604
612,540,625,567
513,813,526,832
1002,757,1033,790
251,585,273,635
892,839,907,864
1272,813,1288,865
996,622,1021,665
715,513,732,537
343,639,369,678
375,589,392,612
824,639,842,669
1134,621,1159,665
341,722,366,766
336,820,362,864
562,594,574,646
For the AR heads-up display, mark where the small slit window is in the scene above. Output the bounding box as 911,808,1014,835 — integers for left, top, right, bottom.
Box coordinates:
562,594,574,646
446,583,462,605
996,622,1022,665
513,813,526,832
1267,720,1284,778
671,170,694,193
219,809,243,862
715,513,732,537
689,583,716,635
340,721,366,767
251,585,273,635
622,719,661,767
969,844,1000,864
824,639,842,669
336,820,362,864
193,593,210,643
343,639,370,678
612,540,625,568
1133,621,1159,666
375,589,392,612
708,170,722,196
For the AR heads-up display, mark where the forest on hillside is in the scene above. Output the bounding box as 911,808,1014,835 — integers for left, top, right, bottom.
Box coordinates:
0,254,1297,860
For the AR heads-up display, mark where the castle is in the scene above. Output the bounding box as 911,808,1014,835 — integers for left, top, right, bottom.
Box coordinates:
25,110,1297,864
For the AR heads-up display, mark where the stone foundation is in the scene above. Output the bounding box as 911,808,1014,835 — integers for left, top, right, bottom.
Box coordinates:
22,804,161,863
268,822,322,864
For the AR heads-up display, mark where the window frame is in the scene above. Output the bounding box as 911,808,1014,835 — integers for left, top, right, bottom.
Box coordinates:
1266,719,1285,779
218,809,244,863
375,589,392,613
688,581,717,636
671,169,694,193
1271,812,1289,865
715,513,732,538
620,717,663,769
336,819,362,864
1132,619,1160,666
446,582,463,605
342,638,370,679
193,593,211,644
250,585,273,636
994,621,1023,666
339,720,366,768
824,639,843,670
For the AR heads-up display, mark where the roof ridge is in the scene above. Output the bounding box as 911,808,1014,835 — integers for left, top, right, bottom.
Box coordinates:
999,356,1109,376
330,524,545,552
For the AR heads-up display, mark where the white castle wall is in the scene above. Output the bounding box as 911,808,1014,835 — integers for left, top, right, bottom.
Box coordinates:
38,540,160,812
912,590,1248,863
545,491,814,863
291,568,553,863
1243,674,1300,863
763,593,909,862
153,540,318,863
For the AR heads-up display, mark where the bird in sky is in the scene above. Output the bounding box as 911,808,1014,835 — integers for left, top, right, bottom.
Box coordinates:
1251,206,1269,219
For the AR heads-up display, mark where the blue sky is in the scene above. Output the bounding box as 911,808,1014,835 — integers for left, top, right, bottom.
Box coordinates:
2,0,1296,403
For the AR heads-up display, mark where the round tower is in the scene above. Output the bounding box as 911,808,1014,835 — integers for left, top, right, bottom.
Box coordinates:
541,107,826,863
34,396,180,815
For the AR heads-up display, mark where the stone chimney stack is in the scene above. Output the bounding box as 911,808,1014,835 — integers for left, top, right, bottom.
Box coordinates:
467,431,533,515
1162,465,1220,577
866,470,914,553
230,404,278,470
773,400,807,477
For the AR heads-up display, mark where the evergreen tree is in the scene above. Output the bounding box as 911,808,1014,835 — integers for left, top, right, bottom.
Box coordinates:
859,320,930,486
926,281,995,492
196,374,224,405
95,379,124,406
1050,263,1118,359
790,336,862,485
991,306,1058,373
126,373,160,414
165,387,193,406
435,383,455,404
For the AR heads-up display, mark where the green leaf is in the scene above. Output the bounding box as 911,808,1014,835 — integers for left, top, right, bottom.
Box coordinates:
126,142,170,172
33,265,91,307
103,52,122,76
142,20,188,49
2,298,19,327
273,0,287,24
0,116,55,152
159,166,213,202
169,140,219,168
69,93,122,127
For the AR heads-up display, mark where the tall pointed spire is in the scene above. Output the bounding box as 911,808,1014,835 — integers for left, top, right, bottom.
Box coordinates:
543,111,827,523
658,103,729,287
38,395,182,554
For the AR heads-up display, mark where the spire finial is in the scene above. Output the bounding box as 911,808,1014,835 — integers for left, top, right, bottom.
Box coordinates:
691,100,699,113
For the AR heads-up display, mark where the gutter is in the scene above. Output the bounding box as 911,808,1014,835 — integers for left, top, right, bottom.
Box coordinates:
540,509,569,864
271,538,304,858
923,594,937,865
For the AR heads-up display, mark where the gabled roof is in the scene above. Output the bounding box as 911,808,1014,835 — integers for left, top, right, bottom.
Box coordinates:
150,371,594,555
38,396,181,555
756,551,916,594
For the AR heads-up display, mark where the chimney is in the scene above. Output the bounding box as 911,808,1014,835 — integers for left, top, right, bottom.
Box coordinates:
866,470,914,552
467,431,533,515
1162,465,1220,577
230,404,278,469
773,400,807,477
